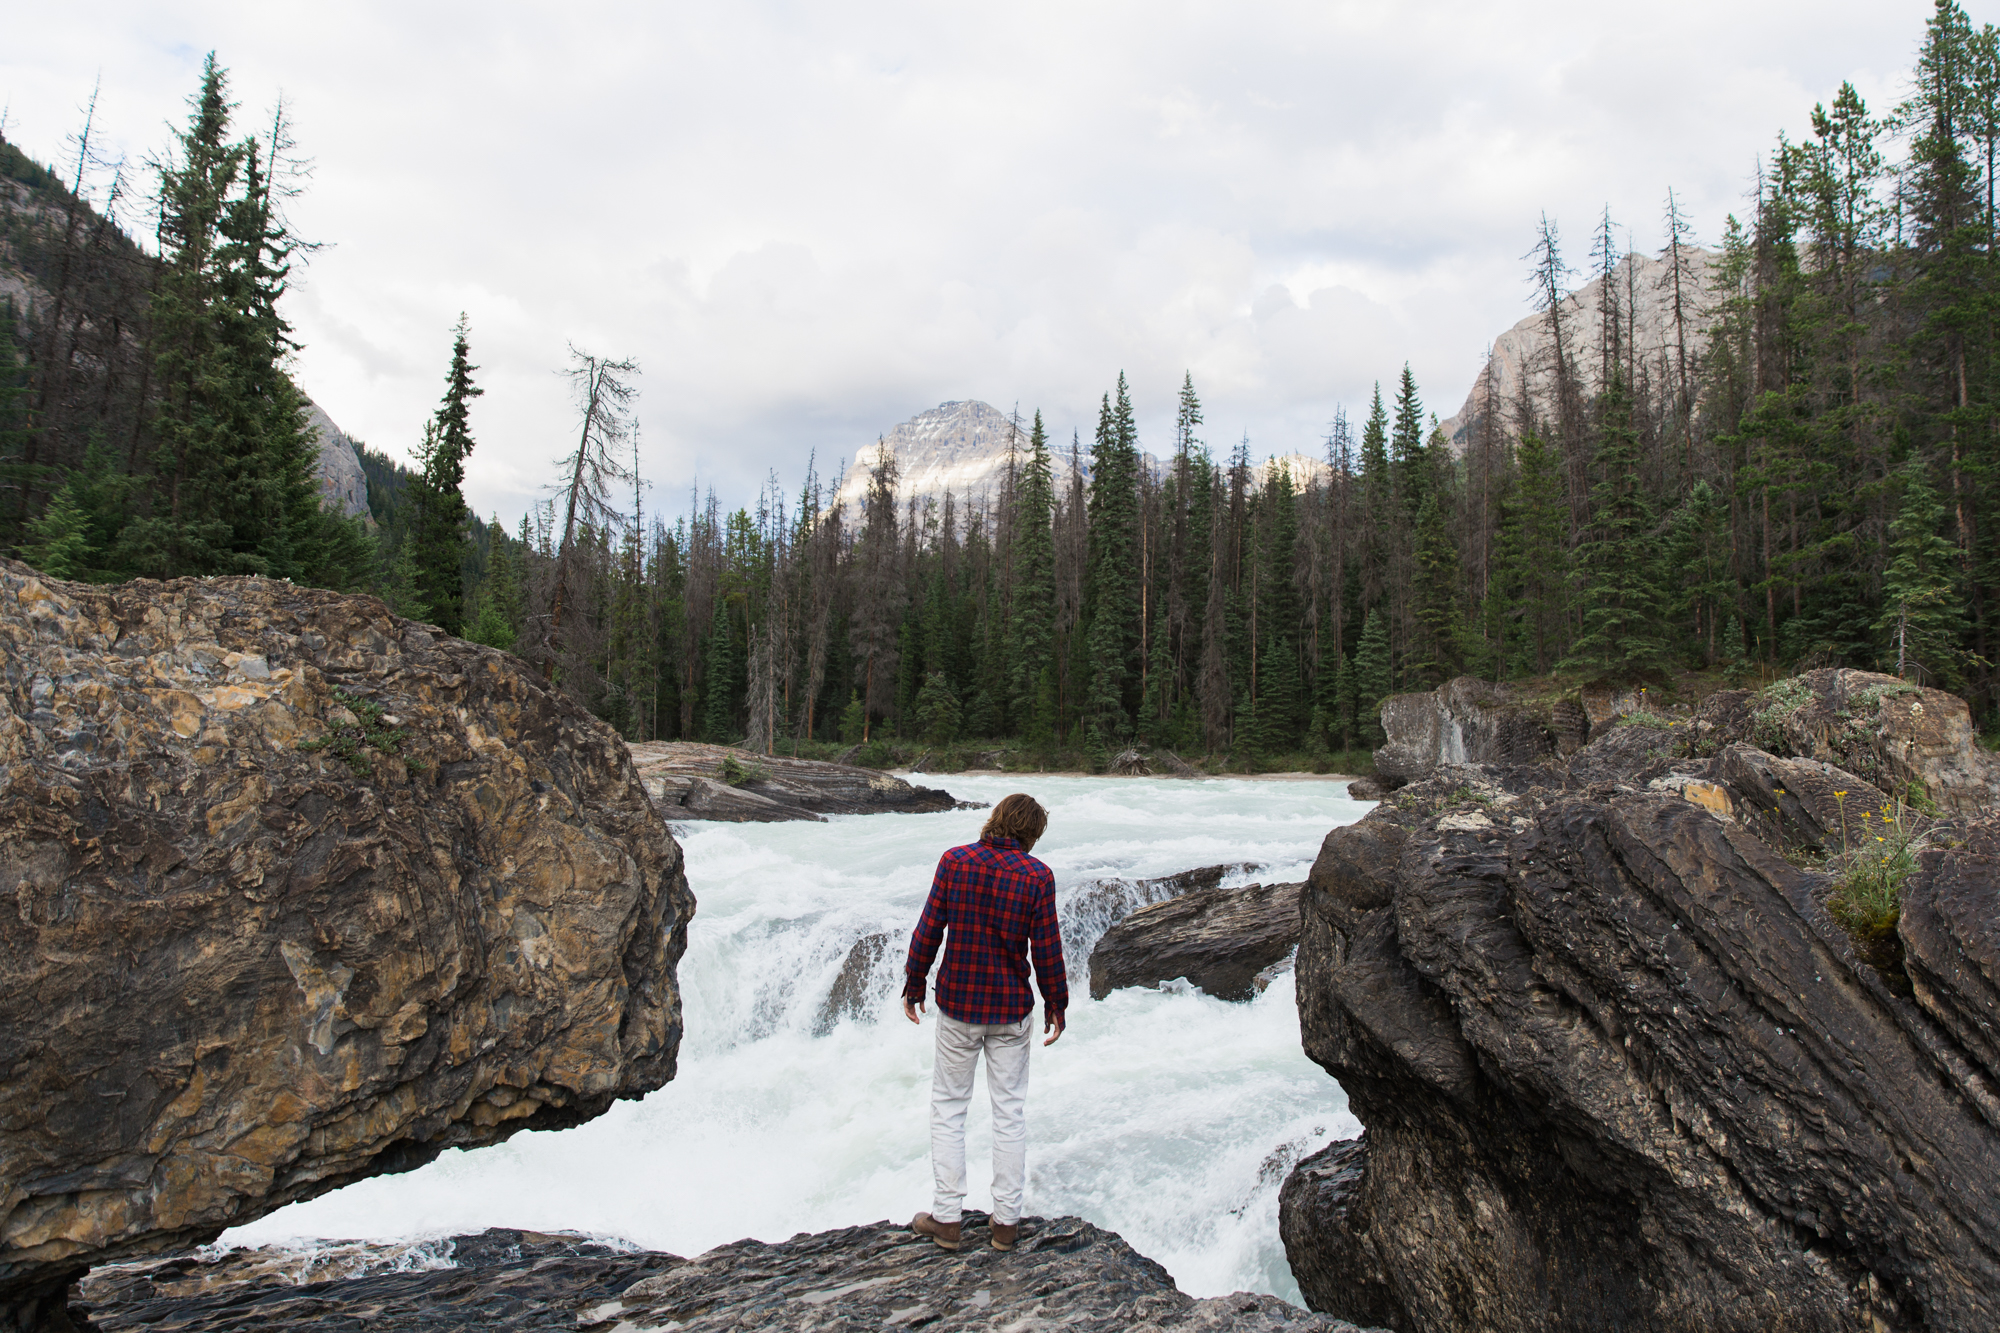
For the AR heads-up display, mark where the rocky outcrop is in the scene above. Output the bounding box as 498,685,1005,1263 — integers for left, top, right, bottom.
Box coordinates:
75,1217,1383,1332
1374,669,1999,816
1440,247,1722,451
1090,881,1302,1002
626,741,968,822
1711,669,2000,814
300,397,371,521
1372,678,1562,786
1282,719,2000,1331
0,562,694,1330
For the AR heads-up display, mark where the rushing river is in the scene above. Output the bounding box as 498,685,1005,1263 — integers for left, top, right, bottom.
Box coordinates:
225,774,1371,1304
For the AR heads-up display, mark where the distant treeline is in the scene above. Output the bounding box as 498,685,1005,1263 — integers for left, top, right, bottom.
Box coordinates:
6,2,2000,763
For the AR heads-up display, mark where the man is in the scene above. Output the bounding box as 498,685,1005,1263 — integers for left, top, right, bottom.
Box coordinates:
902,792,1067,1253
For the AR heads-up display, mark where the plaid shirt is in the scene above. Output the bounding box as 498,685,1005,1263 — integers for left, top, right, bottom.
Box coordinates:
903,835,1068,1025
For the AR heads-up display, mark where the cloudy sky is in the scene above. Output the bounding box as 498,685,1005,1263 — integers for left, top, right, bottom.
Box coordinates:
2,1,1943,523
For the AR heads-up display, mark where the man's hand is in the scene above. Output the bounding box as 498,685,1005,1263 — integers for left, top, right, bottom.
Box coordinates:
903,995,926,1025
1043,1009,1065,1046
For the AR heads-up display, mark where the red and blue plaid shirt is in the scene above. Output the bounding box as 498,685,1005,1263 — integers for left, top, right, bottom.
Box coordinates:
903,835,1068,1025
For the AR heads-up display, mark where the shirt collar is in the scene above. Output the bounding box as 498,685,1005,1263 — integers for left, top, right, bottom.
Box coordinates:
982,835,1022,850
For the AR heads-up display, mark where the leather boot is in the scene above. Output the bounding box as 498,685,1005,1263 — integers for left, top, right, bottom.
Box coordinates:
910,1212,961,1252
990,1220,1018,1251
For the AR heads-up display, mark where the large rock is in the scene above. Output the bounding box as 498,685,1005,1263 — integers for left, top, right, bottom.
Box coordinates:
75,1216,1384,1332
1089,881,1302,1002
627,740,968,821
1372,677,1561,785
1715,668,2000,814
1281,736,2000,1332
0,562,693,1330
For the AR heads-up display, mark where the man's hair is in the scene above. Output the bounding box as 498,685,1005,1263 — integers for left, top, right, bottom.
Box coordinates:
980,793,1048,851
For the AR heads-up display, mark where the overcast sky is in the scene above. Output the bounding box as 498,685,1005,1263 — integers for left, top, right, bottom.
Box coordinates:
2,1,1950,524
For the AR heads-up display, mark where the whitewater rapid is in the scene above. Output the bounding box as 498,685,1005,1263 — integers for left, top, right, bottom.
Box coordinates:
225,774,1371,1303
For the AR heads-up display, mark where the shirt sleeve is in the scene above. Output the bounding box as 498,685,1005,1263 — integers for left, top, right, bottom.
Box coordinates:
903,854,951,1002
1029,867,1068,1015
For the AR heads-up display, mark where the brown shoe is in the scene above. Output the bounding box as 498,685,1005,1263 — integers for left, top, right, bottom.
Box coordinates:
910,1212,961,1252
990,1220,1018,1251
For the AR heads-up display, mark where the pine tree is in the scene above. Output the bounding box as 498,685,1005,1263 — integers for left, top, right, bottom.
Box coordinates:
1498,428,1569,673
0,300,37,542
1562,371,1668,677
407,318,482,635
21,487,95,580
1390,365,1427,519
1877,453,1967,681
1085,376,1142,739
1354,607,1392,746
1009,412,1056,726
119,59,327,583
914,671,963,744
703,596,738,741
1260,635,1304,752
383,536,431,622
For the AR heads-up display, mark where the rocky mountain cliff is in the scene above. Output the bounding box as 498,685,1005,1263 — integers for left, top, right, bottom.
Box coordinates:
1440,246,1721,450
1282,671,2000,1332
0,560,694,1331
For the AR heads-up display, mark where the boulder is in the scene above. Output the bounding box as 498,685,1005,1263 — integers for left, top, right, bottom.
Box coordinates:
1089,880,1303,1001
1282,748,2000,1332
1061,863,1263,979
75,1217,1386,1332
814,932,891,1034
1727,668,2000,814
626,741,971,821
0,562,694,1331
1372,677,1559,784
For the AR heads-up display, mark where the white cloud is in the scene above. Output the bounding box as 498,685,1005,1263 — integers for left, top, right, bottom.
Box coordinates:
1,0,1940,521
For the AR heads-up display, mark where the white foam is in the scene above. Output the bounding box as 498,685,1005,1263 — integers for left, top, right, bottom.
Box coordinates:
224,774,1369,1304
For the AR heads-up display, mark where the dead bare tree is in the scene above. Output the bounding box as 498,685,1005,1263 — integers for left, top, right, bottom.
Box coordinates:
536,346,638,688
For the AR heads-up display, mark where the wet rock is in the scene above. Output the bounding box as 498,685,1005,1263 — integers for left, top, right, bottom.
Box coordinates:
1374,677,1560,783
72,1219,1383,1332
0,561,693,1329
815,932,891,1033
1284,747,2000,1332
1061,863,1264,978
1278,1138,1399,1333
627,741,969,821
1344,775,1399,800
1089,880,1303,1002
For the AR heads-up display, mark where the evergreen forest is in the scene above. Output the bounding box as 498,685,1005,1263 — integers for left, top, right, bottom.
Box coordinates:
6,3,2000,770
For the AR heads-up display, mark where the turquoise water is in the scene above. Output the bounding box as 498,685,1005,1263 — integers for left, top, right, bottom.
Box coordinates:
226,774,1369,1303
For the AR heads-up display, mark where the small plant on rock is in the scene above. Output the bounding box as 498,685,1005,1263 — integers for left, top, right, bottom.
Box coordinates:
298,687,420,777
1825,790,1925,973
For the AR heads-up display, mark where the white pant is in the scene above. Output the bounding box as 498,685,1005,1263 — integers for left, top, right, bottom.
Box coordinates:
929,1012,1032,1225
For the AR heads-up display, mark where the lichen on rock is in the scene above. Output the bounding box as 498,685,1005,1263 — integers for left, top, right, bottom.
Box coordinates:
1283,709,2000,1332
0,561,694,1329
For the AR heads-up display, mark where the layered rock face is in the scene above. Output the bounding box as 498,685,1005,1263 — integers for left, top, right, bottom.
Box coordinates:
1372,678,1563,787
627,740,965,822
76,1217,1381,1332
1281,677,2000,1332
0,562,694,1329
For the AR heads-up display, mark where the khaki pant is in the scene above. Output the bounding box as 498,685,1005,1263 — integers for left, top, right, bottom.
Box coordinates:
929,1012,1032,1225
